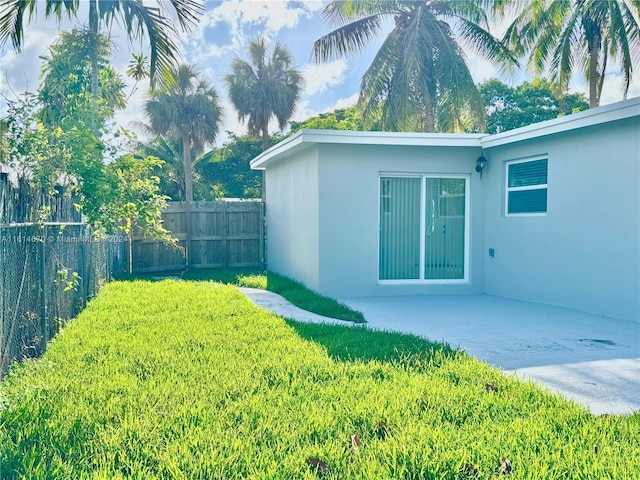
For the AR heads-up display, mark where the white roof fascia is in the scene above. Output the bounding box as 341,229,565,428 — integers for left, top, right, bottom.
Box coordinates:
250,98,640,169
250,129,483,170
480,97,640,149
250,130,307,170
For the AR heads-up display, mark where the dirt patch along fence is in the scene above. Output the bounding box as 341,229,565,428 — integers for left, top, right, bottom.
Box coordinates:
131,200,265,274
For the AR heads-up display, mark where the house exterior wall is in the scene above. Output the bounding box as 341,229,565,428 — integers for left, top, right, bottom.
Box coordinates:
483,116,640,321
265,146,321,291
315,143,485,298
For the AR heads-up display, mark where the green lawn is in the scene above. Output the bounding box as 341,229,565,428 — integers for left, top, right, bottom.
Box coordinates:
176,268,364,323
1,280,638,479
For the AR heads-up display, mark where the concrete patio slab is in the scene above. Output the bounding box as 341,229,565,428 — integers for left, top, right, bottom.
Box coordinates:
239,288,640,415
344,295,639,416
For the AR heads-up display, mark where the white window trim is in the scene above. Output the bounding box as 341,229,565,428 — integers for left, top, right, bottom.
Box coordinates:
377,172,470,284
504,156,548,217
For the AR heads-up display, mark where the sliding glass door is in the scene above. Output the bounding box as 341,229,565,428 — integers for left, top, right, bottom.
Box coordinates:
379,175,468,282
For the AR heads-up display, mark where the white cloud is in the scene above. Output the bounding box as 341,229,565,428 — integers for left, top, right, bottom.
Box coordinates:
466,55,501,85
598,71,640,106
567,69,640,106
183,0,323,64
302,59,348,96
204,0,323,38
329,92,359,110
1,26,64,97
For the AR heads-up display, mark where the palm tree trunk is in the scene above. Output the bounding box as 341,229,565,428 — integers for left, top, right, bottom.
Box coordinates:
89,0,99,102
588,34,600,108
261,126,270,152
597,46,608,104
423,91,436,132
182,136,193,268
182,137,193,202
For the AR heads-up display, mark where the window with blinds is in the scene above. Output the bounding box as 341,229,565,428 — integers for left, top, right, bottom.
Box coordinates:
379,175,469,282
506,158,548,215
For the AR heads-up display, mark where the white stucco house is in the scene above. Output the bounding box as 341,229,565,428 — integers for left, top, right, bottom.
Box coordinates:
250,98,640,322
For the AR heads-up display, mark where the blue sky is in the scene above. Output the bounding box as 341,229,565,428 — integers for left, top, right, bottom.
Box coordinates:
1,0,638,146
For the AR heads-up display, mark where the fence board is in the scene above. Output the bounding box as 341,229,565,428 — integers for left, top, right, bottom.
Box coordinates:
1,176,81,224
131,200,264,273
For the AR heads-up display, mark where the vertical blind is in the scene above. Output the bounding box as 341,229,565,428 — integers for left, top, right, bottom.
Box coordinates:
380,176,466,281
379,177,421,280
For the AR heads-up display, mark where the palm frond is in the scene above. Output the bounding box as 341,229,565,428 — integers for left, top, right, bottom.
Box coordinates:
165,0,203,31
312,15,383,63
322,0,399,26
106,0,180,89
456,18,519,72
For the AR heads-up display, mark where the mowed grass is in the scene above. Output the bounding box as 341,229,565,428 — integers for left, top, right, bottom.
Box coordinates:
182,268,366,323
0,281,638,479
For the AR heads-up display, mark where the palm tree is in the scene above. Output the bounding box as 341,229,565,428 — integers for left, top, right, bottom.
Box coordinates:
313,0,517,132
225,36,303,152
0,0,203,100
135,136,185,201
501,0,640,108
126,52,150,101
143,64,222,203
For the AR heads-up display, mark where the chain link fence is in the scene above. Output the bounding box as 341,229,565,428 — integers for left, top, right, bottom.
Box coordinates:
0,223,127,378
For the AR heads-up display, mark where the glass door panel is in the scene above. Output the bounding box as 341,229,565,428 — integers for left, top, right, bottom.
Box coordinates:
424,178,466,280
379,177,421,280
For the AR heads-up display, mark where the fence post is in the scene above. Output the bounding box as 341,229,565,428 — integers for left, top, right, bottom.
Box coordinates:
39,225,47,353
185,201,192,269
221,201,228,267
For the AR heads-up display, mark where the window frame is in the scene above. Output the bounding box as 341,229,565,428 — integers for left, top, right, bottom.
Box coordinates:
377,172,470,285
504,156,548,217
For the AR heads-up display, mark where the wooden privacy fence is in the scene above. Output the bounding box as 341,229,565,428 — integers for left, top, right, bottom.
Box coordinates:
131,200,265,273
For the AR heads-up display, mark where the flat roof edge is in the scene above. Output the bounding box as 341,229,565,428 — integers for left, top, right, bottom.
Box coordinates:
480,97,640,148
250,97,639,169
250,130,483,169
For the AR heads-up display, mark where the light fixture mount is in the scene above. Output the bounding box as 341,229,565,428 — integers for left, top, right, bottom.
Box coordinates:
475,155,487,178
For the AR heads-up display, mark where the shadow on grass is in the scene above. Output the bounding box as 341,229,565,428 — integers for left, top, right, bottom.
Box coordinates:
285,318,460,368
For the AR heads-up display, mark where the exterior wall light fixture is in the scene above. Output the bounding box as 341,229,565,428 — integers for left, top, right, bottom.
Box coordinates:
475,155,487,178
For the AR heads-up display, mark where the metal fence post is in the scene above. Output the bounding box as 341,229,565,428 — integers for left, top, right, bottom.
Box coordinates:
40,225,47,353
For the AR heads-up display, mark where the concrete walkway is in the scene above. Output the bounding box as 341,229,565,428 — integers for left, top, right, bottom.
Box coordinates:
239,288,639,416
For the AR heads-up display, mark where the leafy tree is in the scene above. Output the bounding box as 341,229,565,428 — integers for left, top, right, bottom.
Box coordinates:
313,0,517,133
0,118,8,160
143,64,222,202
0,0,204,100
290,105,372,133
1,30,169,244
501,0,640,108
479,78,589,133
196,134,270,199
85,154,172,272
38,28,126,126
225,36,303,151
